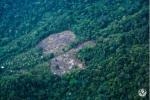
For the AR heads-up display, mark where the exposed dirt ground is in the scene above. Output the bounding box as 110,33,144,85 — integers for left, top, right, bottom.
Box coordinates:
38,31,95,76
37,31,76,55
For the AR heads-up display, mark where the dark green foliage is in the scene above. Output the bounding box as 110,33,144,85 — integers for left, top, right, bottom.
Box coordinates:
0,0,149,100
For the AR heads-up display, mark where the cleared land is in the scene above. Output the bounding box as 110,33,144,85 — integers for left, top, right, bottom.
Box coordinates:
38,31,95,75
37,31,76,55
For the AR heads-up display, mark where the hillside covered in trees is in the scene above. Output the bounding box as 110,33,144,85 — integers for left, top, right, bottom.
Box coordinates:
0,0,149,100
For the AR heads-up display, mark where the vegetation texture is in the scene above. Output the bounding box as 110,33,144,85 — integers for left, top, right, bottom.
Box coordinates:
0,0,149,100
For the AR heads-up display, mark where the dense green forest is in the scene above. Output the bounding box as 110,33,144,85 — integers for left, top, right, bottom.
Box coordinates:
0,0,149,100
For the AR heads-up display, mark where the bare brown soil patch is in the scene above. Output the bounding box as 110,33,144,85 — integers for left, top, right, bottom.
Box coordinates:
38,31,95,76
37,31,76,55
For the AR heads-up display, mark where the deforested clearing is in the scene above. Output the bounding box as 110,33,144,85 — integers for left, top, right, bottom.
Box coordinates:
38,30,95,75
50,41,95,76
37,30,76,55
